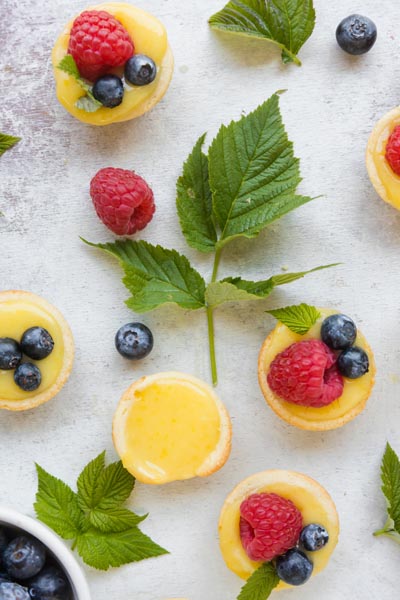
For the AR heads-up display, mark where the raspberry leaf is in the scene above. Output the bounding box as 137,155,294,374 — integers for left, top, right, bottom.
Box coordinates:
209,0,315,66
0,133,20,157
57,55,102,112
88,507,147,533
177,134,217,253
267,302,321,335
374,443,400,542
208,94,314,248
237,562,279,600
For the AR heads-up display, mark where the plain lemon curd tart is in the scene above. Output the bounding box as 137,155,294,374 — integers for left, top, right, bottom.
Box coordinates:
52,2,174,125
113,372,232,484
219,470,339,590
258,308,375,431
0,291,74,411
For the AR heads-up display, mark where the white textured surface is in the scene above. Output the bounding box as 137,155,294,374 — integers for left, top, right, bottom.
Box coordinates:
0,1,399,599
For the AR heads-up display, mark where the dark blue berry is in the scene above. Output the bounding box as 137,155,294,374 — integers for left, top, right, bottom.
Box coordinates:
320,314,357,350
92,75,124,108
336,15,377,55
299,524,329,552
3,536,46,580
0,339,22,370
13,364,41,392
20,327,54,361
276,549,313,586
115,323,153,360
124,54,157,86
28,566,71,600
337,346,369,379
0,529,8,554
0,582,30,600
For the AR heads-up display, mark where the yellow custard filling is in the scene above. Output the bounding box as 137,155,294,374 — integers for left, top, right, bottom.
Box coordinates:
121,378,222,484
0,300,64,401
52,2,169,125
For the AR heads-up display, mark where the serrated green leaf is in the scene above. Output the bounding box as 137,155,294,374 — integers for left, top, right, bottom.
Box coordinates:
88,507,147,532
208,94,314,248
57,55,101,113
176,134,217,253
0,133,20,157
75,96,102,112
209,0,315,66
77,451,106,511
94,461,135,510
57,54,80,78
381,443,400,533
34,464,83,540
267,302,320,334
237,562,279,600
83,239,206,311
76,527,168,570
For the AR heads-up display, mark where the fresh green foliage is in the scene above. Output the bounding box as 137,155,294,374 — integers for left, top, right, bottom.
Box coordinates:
0,133,20,157
237,562,280,600
84,94,333,384
35,452,168,570
374,443,400,543
57,55,102,112
267,302,321,335
209,0,316,66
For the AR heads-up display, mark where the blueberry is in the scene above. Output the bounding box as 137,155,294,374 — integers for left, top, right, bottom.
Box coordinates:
320,314,357,350
0,339,22,370
336,14,377,55
124,55,157,86
20,327,54,360
299,524,329,552
115,323,153,360
0,582,30,600
92,75,124,108
337,346,369,379
13,364,41,392
276,549,313,586
28,566,71,600
0,529,8,554
3,536,46,580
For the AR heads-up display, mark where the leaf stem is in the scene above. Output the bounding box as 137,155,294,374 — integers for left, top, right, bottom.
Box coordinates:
211,247,223,283
207,305,218,386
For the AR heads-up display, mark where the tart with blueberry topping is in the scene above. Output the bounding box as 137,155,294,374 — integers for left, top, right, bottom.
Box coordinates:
0,291,74,411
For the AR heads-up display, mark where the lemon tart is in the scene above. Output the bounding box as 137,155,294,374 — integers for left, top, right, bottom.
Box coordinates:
52,2,174,125
366,106,400,209
219,470,339,590
258,308,375,431
0,291,74,411
113,372,232,484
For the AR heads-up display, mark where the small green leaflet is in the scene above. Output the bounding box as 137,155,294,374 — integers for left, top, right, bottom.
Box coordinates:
35,452,168,570
237,562,279,600
57,55,102,113
374,443,400,543
0,133,20,157
209,0,316,66
267,302,321,335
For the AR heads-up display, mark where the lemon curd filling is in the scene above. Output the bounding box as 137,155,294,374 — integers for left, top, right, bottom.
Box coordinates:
0,300,64,401
52,2,169,125
121,379,222,484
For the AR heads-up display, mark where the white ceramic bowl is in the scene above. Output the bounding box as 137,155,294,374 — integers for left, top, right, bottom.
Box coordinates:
0,506,91,600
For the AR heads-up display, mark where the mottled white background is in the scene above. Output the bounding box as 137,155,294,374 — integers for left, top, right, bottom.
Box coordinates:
1,0,400,598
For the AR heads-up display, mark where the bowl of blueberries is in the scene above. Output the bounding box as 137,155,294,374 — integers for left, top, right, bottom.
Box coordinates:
0,507,90,600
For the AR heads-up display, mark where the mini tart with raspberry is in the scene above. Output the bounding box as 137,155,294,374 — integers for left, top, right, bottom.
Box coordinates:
258,308,375,431
0,291,74,411
366,106,400,209
219,470,339,589
52,2,173,125
113,372,232,484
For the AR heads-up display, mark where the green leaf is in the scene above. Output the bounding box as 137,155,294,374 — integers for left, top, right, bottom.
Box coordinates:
0,133,20,157
82,239,206,311
88,507,147,533
381,443,400,533
267,302,320,334
57,54,80,78
77,451,106,510
176,134,217,253
208,94,314,248
57,55,102,113
75,96,102,112
76,527,168,570
34,465,83,540
209,0,316,66
237,562,279,600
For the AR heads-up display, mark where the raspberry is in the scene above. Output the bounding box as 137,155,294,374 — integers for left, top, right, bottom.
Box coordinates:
385,125,400,176
68,10,134,81
240,493,303,562
90,168,155,235
267,339,343,408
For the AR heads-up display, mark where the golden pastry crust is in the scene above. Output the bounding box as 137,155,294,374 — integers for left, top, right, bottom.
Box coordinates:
0,291,74,411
